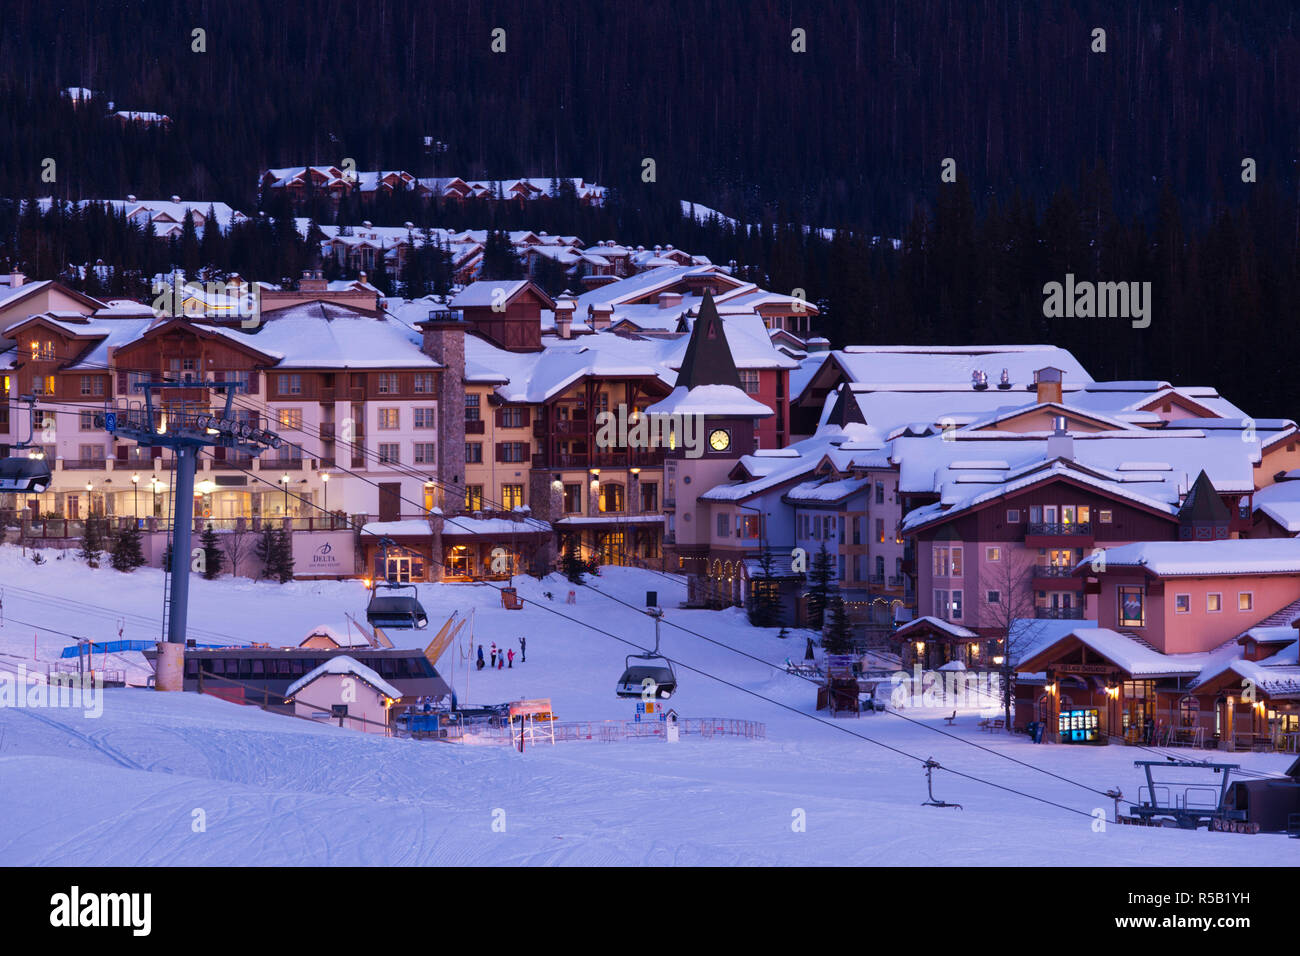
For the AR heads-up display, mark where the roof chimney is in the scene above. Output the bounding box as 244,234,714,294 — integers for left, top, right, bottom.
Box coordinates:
589,303,613,332
1034,367,1064,404
997,368,1011,389
8,271,24,289
554,292,576,339
1047,416,1073,460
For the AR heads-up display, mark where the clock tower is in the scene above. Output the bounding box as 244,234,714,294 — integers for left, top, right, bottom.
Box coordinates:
647,291,772,601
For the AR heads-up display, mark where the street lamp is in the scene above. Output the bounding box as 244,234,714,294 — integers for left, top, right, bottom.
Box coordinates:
85,482,93,517
131,473,140,520
280,473,290,516
321,472,329,521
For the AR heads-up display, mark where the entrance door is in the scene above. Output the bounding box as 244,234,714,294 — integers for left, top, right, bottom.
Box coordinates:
385,555,412,583
378,482,401,522
67,495,80,519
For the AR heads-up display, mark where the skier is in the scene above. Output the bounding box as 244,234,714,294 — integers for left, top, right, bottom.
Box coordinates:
520,635,526,663
490,642,497,668
507,648,515,668
476,645,485,670
497,653,504,671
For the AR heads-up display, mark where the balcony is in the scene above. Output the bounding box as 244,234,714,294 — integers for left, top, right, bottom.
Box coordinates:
1035,606,1086,620
465,419,485,435
1027,521,1091,536
887,575,904,587
62,458,108,470
1026,521,1093,546
867,574,885,586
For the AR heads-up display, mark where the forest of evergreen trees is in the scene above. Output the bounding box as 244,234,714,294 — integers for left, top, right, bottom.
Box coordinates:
1,1,1299,416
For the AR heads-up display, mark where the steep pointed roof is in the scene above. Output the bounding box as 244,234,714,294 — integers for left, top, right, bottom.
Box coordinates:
674,290,743,391
1179,470,1231,524
826,385,866,428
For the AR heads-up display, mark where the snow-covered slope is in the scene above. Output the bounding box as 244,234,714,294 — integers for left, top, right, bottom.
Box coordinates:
0,550,1296,865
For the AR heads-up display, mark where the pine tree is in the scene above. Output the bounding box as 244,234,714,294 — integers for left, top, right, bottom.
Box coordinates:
805,543,835,629
79,516,106,568
271,528,294,583
200,523,225,579
254,525,277,579
823,593,854,655
560,537,586,585
747,548,782,627
110,520,147,572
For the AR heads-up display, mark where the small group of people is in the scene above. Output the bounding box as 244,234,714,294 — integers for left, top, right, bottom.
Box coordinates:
476,636,526,671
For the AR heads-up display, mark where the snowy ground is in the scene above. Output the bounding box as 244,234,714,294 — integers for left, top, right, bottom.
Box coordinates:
1,546,1297,866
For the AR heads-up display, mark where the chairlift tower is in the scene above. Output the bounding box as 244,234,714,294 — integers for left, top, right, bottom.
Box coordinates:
98,381,282,690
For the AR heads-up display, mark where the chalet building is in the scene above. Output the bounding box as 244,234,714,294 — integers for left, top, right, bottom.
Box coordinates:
262,169,606,209
284,656,401,734
698,389,907,625
0,296,547,583
1014,539,1300,750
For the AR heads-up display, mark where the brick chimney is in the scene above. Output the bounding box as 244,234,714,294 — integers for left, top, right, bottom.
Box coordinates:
553,291,576,339
298,270,327,292
590,303,613,331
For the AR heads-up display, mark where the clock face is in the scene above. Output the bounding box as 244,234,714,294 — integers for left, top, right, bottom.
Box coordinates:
708,428,731,452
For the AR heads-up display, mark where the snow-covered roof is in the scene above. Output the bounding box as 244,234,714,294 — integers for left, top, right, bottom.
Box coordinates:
1076,539,1300,577
1253,480,1300,533
1022,627,1211,677
895,616,979,640
285,655,401,700
440,514,551,536
229,307,440,370
361,520,432,538
298,625,370,648
645,384,771,418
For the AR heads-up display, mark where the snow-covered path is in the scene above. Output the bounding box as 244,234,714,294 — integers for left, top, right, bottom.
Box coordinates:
1,552,1297,865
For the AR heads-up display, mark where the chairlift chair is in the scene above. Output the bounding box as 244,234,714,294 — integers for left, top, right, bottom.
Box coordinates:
364,537,428,630
366,581,429,631
615,606,677,699
0,453,52,493
0,399,52,493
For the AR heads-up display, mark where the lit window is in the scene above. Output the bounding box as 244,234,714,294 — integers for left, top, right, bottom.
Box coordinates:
1099,509,1113,523
1238,592,1253,612
986,547,1001,562
378,408,400,429
501,484,524,509
1207,593,1222,613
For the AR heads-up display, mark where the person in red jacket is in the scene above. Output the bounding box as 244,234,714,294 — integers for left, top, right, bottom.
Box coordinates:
507,648,515,668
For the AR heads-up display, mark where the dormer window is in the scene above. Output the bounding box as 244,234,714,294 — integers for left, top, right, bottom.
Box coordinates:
30,339,56,361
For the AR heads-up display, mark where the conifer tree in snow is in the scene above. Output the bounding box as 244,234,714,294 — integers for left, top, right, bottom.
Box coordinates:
79,516,106,568
110,521,147,572
805,543,836,629
200,523,225,579
823,593,854,655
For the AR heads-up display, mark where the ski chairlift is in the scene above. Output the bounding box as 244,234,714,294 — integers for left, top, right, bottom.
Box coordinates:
365,537,429,631
615,606,677,699
0,397,52,493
